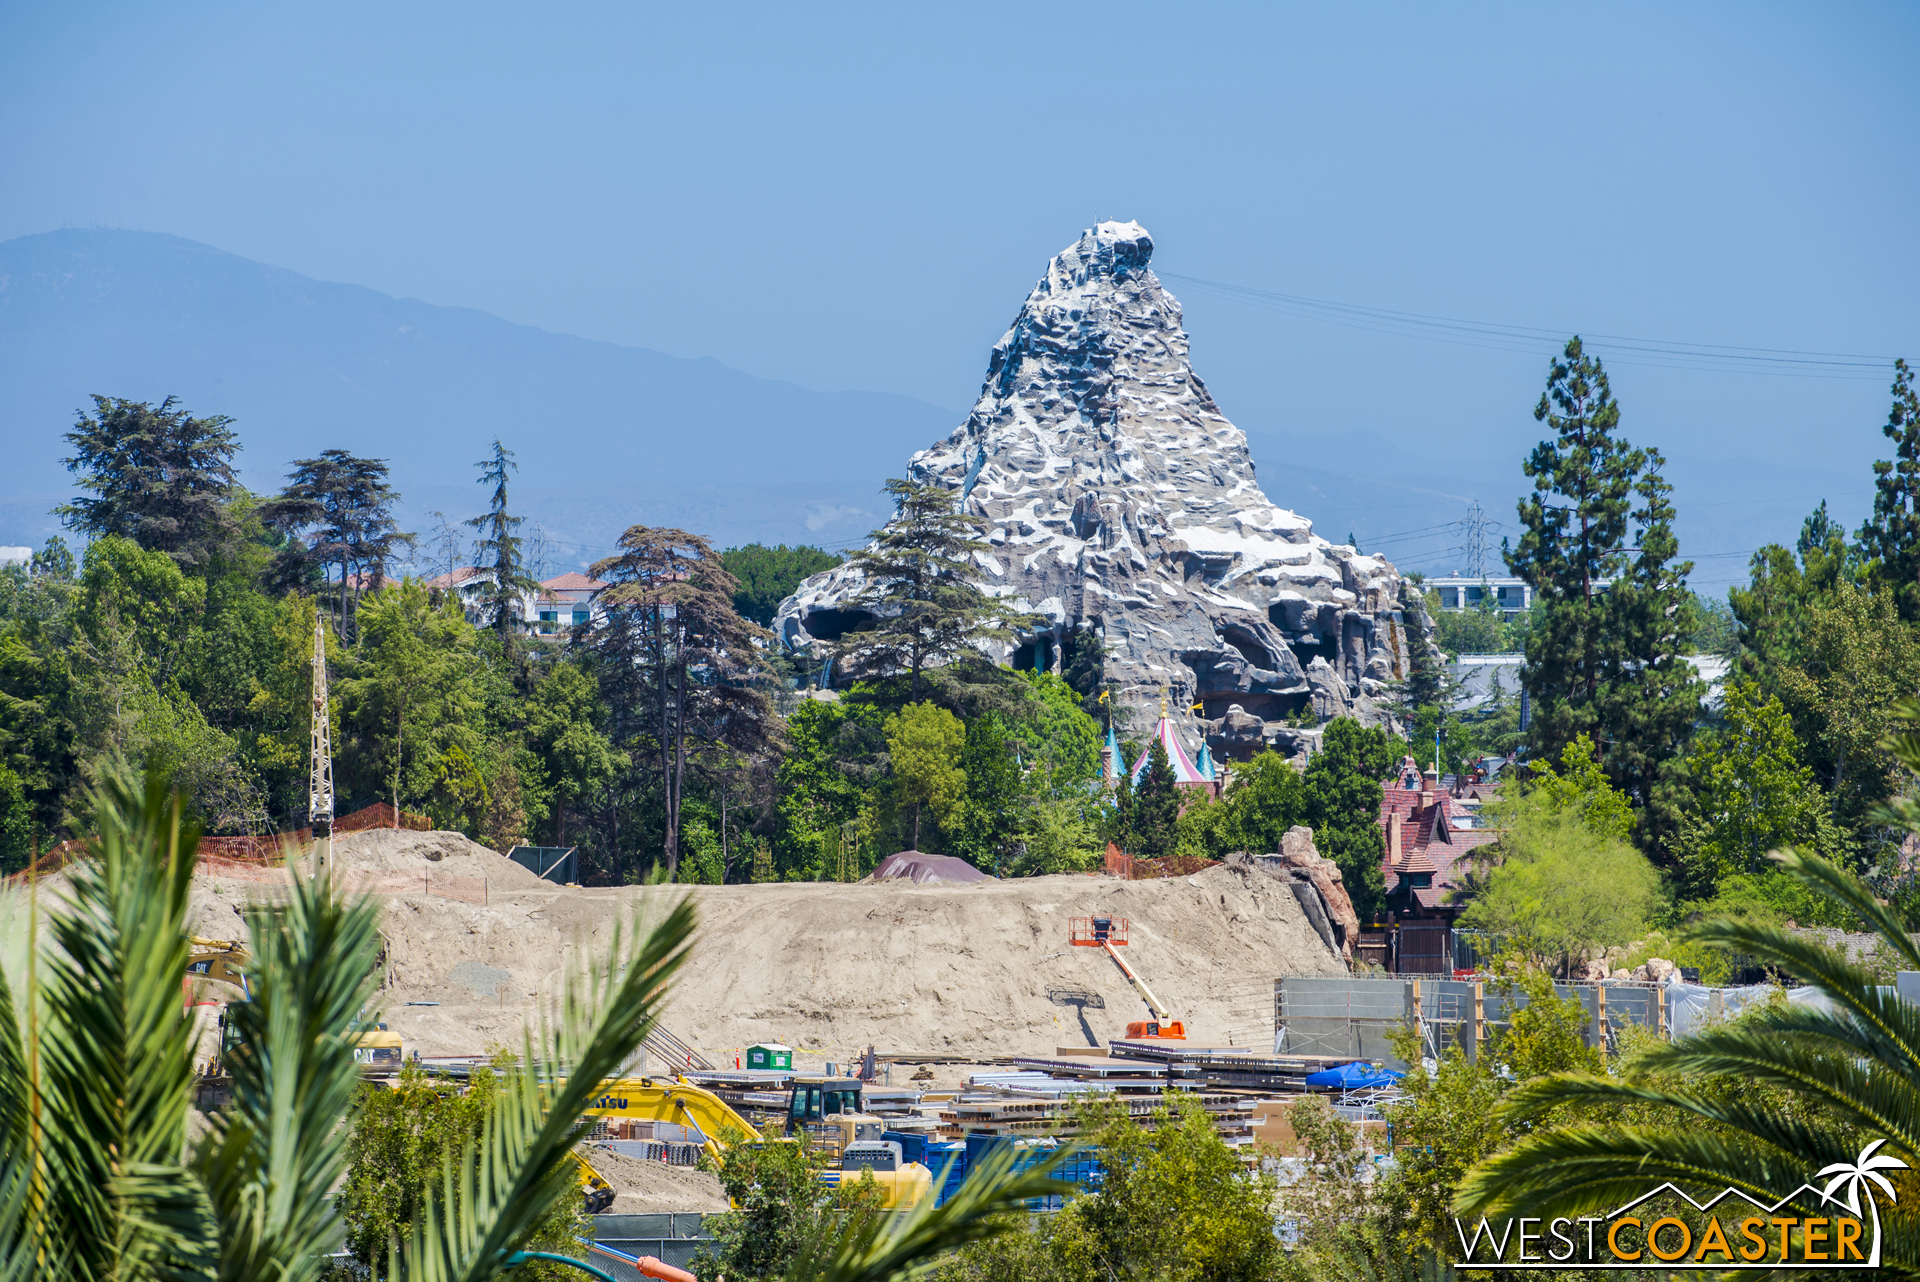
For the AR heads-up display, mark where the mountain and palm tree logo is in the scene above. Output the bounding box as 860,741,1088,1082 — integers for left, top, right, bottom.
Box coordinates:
1817,1139,1908,1267
1452,1140,1909,1269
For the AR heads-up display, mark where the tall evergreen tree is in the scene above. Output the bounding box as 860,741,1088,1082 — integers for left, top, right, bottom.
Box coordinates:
1132,741,1180,859
1506,337,1701,845
466,440,538,643
1303,717,1394,920
1730,500,1861,678
57,395,243,573
949,710,1025,871
845,478,1025,704
589,525,772,881
266,450,411,638
1857,358,1920,621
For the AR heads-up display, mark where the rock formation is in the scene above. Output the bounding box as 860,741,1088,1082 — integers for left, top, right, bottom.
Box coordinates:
776,221,1426,755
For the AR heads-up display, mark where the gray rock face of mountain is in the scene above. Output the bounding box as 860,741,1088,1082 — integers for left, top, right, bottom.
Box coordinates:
776,221,1421,753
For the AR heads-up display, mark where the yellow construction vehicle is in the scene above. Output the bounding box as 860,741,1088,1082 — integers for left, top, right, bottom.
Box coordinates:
191,938,404,1070
818,1141,933,1206
187,937,250,995
579,1075,931,1209
1069,914,1186,1040
571,1148,616,1214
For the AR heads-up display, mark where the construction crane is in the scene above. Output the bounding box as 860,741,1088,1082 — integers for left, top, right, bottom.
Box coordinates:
309,613,334,872
1069,915,1186,1040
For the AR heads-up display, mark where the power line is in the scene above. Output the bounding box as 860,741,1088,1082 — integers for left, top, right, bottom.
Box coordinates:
1158,271,1902,381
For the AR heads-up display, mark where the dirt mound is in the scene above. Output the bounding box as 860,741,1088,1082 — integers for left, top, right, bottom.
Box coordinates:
326,828,553,891
162,843,1344,1066
663,863,1338,1061
580,1146,729,1214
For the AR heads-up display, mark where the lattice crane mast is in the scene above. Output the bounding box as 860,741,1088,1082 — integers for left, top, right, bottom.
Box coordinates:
309,614,334,871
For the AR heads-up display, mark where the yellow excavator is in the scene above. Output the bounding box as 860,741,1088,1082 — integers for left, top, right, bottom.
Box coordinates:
578,1075,931,1209
188,937,404,1070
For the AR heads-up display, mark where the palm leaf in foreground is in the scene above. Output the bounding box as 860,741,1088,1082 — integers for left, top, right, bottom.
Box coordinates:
0,771,218,1282
192,849,385,1281
1456,848,1920,1276
786,1144,1076,1282
392,896,698,1282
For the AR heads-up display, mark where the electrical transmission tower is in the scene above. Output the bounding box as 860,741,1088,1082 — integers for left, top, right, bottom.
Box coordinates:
309,614,335,870
1460,500,1490,579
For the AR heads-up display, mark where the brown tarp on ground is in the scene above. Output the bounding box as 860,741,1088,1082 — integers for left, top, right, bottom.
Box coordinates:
867,851,996,885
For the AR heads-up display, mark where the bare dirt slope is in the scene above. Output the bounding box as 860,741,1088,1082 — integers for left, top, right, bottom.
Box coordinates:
178,829,1343,1064
580,1147,729,1214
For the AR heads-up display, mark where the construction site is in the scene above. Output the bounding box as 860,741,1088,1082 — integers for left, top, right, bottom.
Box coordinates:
23,620,1802,1278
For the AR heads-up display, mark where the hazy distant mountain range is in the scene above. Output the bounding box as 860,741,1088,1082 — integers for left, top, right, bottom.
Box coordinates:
0,229,1862,589
0,229,961,568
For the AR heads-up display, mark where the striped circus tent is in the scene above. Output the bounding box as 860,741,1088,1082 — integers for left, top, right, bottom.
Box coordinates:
1130,707,1212,786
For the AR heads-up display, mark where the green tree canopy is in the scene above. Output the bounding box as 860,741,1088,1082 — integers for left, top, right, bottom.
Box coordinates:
265,449,411,637
1506,337,1702,848
345,579,482,821
57,394,245,573
1673,681,1851,899
884,700,966,851
720,542,844,626
1772,579,1920,833
948,710,1023,871
1304,717,1394,920
1459,805,1659,974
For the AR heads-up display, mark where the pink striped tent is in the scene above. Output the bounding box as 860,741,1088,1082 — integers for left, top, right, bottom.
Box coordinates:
1130,710,1212,786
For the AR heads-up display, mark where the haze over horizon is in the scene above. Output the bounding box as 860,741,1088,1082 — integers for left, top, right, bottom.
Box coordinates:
3,1,1916,592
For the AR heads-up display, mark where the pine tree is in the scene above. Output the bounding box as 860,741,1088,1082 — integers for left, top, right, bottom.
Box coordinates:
1132,741,1180,859
590,525,771,881
1303,717,1394,920
57,395,243,572
1858,358,1920,621
1506,337,1701,844
266,450,411,639
845,478,1025,704
466,440,538,644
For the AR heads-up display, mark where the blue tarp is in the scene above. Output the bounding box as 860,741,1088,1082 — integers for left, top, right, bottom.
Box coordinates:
1304,1061,1404,1090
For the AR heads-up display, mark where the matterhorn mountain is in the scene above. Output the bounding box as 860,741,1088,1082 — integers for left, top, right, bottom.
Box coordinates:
776,221,1424,757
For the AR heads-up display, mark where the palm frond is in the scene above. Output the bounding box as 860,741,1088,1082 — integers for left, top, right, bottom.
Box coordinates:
395,896,698,1282
1693,849,1920,973
192,854,385,1282
29,770,218,1281
1458,1122,1842,1220
1511,1020,1920,1150
785,1144,1076,1282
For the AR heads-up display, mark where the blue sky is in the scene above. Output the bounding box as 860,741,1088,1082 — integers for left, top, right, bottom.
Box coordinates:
3,1,1916,583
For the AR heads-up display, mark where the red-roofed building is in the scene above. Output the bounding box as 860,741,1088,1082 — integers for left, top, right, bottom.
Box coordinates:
420,566,611,636
1373,758,1503,973
531,571,609,636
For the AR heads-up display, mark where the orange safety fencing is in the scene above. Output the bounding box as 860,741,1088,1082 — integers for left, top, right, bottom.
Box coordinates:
198,830,313,864
334,802,432,834
8,801,448,892
1130,854,1222,879
8,839,82,883
1101,843,1221,881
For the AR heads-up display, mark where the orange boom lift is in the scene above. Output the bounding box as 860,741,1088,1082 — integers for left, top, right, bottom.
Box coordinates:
1069,915,1185,1040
